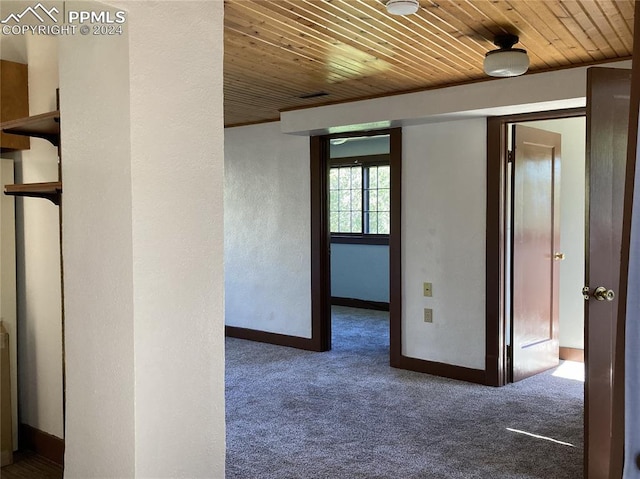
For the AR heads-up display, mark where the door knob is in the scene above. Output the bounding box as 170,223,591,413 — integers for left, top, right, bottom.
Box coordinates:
554,252,565,260
593,286,615,302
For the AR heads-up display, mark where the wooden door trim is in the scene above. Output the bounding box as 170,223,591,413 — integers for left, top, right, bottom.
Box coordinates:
485,107,585,387
388,128,402,367
310,134,332,352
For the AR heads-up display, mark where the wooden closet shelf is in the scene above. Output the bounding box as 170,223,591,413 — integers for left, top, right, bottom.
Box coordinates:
0,110,60,146
4,181,62,205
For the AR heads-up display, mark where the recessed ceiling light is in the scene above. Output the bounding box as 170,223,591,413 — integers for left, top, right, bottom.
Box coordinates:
385,0,419,16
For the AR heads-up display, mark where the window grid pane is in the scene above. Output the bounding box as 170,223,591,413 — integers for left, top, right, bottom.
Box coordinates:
330,165,363,233
364,165,390,234
330,163,390,235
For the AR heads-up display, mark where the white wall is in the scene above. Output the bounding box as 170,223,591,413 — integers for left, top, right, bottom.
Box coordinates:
402,119,487,369
331,243,389,302
527,117,586,350
128,2,225,474
60,8,134,475
225,122,311,338
61,1,225,477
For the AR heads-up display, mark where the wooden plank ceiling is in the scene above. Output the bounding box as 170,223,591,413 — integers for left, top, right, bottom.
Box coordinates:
224,0,635,127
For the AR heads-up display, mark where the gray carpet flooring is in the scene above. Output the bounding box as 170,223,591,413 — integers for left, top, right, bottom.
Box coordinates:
226,306,583,479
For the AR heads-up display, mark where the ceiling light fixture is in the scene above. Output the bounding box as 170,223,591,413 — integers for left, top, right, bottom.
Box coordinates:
385,0,419,15
483,34,530,78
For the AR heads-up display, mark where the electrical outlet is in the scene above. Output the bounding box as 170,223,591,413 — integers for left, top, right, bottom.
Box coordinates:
423,308,433,323
423,282,432,297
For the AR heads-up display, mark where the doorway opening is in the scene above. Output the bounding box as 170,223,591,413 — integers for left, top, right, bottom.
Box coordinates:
310,128,402,364
486,108,586,386
328,134,391,352
508,116,587,382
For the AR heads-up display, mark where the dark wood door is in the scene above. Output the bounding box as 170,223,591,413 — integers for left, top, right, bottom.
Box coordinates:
511,124,561,382
584,67,631,479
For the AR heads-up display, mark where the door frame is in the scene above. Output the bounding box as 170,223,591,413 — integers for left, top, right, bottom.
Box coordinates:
309,128,402,359
485,107,585,387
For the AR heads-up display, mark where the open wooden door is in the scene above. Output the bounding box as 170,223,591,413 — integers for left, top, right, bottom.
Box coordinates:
584,67,631,479
511,125,561,382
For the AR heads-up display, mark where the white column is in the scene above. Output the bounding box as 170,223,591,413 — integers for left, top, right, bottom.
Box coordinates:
127,1,225,477
60,1,225,477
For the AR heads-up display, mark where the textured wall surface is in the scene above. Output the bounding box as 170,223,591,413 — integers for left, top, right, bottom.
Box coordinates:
225,122,311,338
60,8,135,477
128,2,225,476
402,119,487,369
61,1,225,477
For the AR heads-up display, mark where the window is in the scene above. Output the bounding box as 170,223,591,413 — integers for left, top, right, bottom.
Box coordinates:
329,157,390,237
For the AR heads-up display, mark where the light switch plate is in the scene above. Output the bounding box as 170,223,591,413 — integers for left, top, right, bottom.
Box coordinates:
423,282,432,297
424,308,433,323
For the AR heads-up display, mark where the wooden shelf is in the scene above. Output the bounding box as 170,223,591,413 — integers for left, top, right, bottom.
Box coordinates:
4,181,62,205
1,105,62,205
0,110,60,147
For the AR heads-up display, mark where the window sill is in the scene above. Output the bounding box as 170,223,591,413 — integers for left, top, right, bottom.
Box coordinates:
330,234,389,245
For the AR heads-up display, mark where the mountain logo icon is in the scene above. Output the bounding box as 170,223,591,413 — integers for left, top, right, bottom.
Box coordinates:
1,3,59,24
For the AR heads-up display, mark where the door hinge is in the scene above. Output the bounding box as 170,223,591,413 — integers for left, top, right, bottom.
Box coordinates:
508,150,514,163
